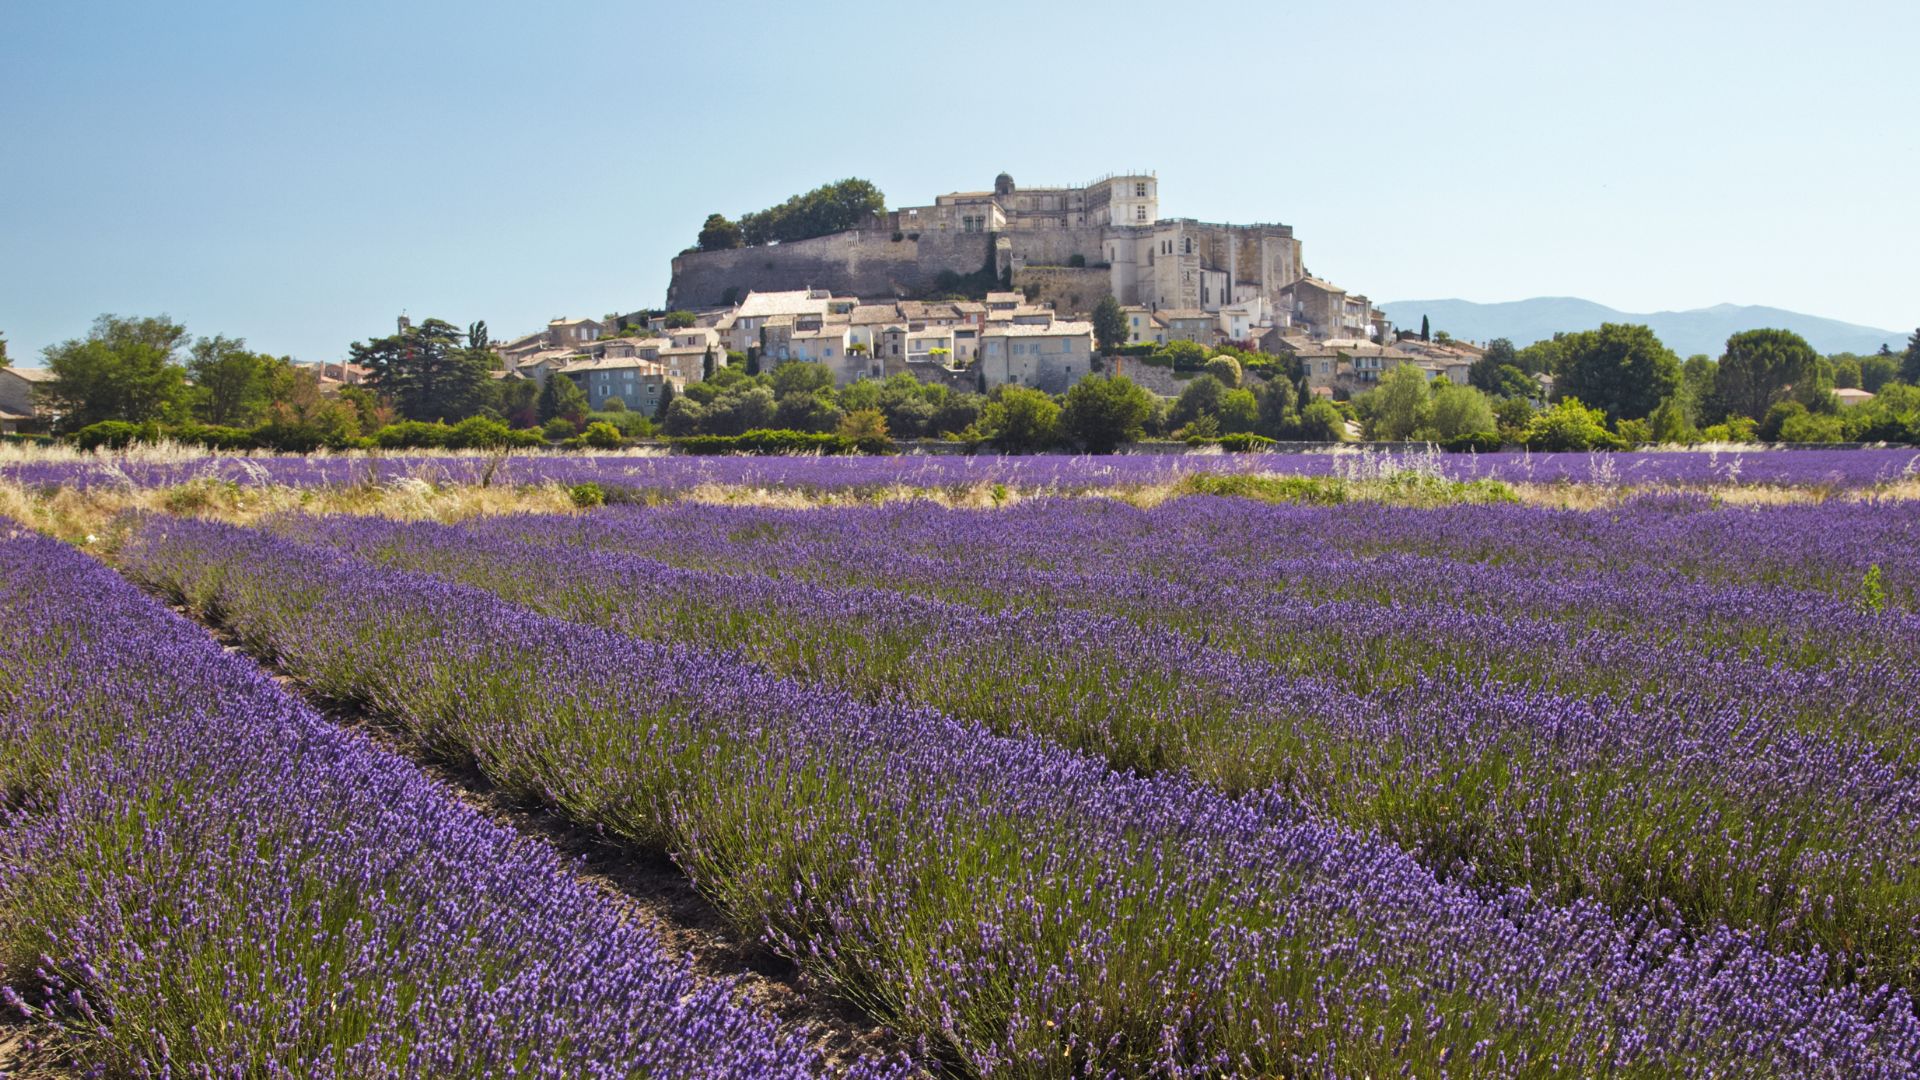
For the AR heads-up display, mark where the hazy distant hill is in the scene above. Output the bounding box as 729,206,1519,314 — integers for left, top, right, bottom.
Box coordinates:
1376,298,1907,357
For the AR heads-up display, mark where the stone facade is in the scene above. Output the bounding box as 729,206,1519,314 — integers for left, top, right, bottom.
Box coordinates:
0,367,54,432
1011,265,1113,315
669,173,1328,334
978,321,1096,394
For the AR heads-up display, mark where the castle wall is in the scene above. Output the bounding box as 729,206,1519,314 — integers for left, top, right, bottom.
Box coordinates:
1005,226,1108,268
668,229,1001,308
1011,266,1112,316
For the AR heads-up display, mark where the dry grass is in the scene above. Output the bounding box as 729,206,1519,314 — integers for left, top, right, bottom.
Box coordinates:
6,450,1919,549
0,477,581,551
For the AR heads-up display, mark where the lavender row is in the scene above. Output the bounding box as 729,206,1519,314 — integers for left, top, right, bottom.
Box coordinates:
6,445,1920,492
464,494,1920,619
118,515,1920,1076
273,508,1920,993
0,530,878,1078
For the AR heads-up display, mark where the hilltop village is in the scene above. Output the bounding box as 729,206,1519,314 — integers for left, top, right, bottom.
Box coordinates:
473,172,1487,413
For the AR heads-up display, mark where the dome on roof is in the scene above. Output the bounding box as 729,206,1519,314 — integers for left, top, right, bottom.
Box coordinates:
994,172,1015,196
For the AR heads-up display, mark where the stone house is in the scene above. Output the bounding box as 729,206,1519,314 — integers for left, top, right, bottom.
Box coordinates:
1280,278,1378,341
1155,310,1215,345
0,367,55,433
727,289,839,353
556,356,682,414
979,321,1095,393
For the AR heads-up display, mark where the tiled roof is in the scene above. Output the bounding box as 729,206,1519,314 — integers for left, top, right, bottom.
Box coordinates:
3,367,56,382
983,321,1094,338
735,290,833,318
557,357,668,375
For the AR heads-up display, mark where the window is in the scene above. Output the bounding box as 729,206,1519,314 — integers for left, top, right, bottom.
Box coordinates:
825,347,834,357
1135,206,1146,221
1135,182,1146,197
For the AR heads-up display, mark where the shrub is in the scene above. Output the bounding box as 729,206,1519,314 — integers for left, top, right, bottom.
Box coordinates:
1216,433,1277,452
673,429,856,455
1440,432,1502,454
445,416,515,450
374,421,450,450
70,420,149,451
567,482,607,508
1521,398,1623,451
581,421,624,450
541,417,578,442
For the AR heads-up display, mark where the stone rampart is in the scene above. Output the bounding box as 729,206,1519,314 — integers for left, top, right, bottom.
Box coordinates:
1011,266,1112,316
668,229,1002,308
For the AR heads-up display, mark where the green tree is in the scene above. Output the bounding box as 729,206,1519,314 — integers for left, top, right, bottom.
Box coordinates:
1203,355,1243,389
1514,335,1570,376
697,214,743,251
702,349,717,381
1253,376,1300,438
536,372,589,424
1904,329,1920,386
1360,363,1432,441
769,361,834,397
1708,328,1819,421
1419,314,1430,342
654,379,676,420
1861,353,1900,393
1831,355,1863,390
186,335,286,428
837,408,891,451
1416,381,1497,441
1090,295,1128,354
1468,338,1518,392
1218,388,1259,434
981,385,1060,453
349,318,489,421
1648,396,1696,444
1521,397,1621,451
1554,323,1680,422
491,376,541,428
665,310,697,329
738,179,886,246
0,330,9,368
773,390,842,432
41,314,190,430
1060,374,1153,453
1295,400,1347,442
1168,374,1229,432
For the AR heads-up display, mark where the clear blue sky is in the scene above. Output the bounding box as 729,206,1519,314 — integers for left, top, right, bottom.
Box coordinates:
3,0,1915,364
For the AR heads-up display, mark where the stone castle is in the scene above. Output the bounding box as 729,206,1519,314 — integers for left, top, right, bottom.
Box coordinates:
668,172,1377,341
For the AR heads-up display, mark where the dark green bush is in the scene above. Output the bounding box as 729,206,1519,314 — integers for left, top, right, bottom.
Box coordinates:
446,416,514,450
1441,432,1503,454
1215,433,1277,452
581,421,624,450
567,482,607,508
674,429,858,455
374,421,451,449
71,421,150,451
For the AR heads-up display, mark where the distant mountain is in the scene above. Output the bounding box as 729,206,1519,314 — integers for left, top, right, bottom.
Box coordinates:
1375,298,1907,357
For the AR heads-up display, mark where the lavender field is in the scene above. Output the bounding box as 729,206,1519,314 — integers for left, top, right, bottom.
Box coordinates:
7,460,1920,1076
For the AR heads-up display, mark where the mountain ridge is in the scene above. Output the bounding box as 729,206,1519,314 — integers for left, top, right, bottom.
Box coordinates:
1376,298,1907,357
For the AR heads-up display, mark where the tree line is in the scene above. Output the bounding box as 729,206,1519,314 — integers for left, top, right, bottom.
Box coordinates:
694,178,888,252
10,311,1918,454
